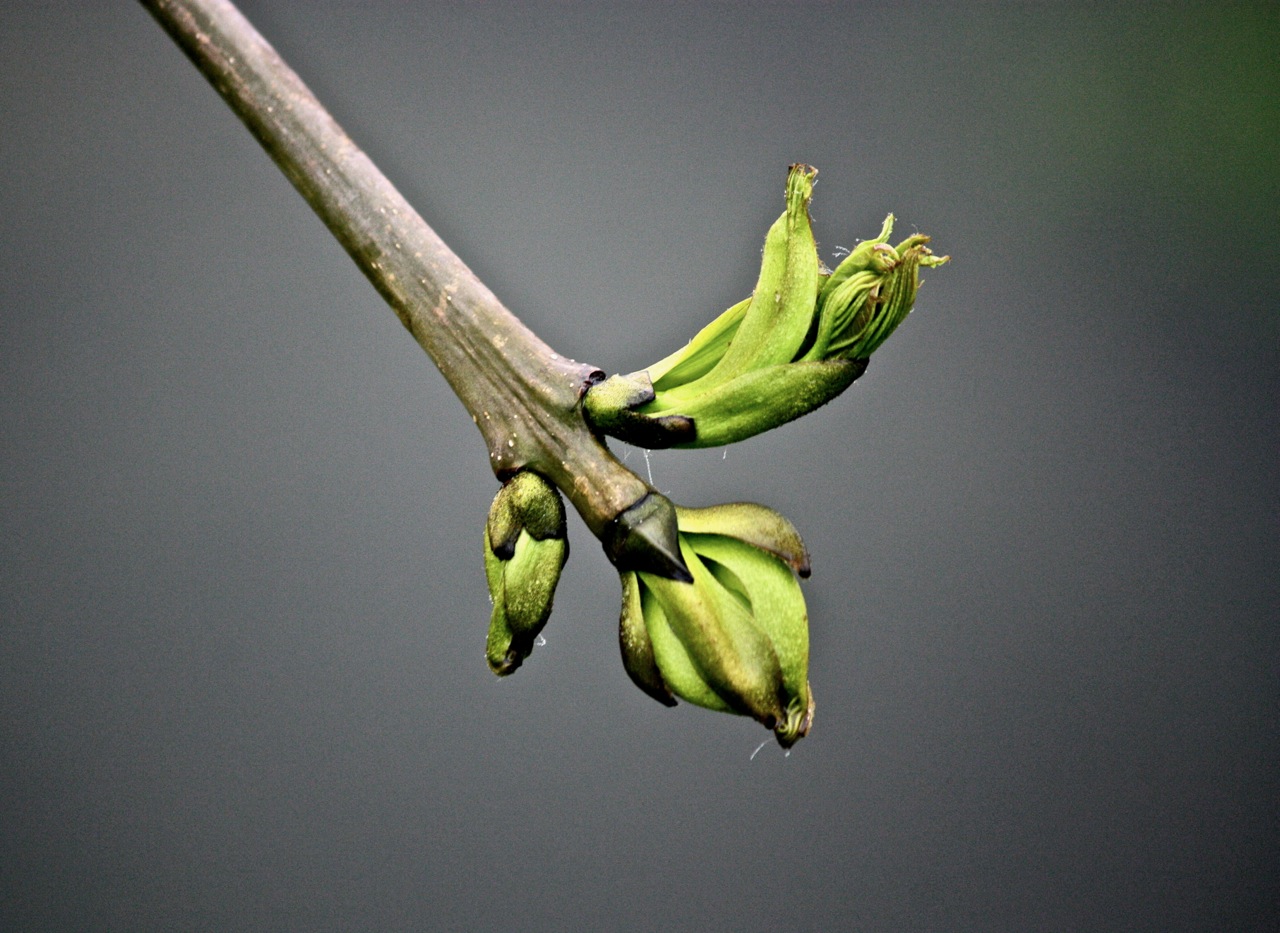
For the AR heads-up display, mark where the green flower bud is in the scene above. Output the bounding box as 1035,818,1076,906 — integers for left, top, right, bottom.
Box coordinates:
803,216,950,362
584,164,947,449
483,471,568,675
618,502,815,748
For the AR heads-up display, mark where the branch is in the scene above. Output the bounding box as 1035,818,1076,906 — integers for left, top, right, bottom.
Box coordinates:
140,0,948,747
139,0,652,540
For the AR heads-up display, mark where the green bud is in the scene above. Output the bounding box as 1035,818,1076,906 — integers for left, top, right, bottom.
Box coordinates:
805,216,950,361
583,164,947,450
483,471,568,675
618,502,815,748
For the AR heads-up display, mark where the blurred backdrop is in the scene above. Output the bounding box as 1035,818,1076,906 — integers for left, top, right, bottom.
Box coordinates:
2,2,1276,930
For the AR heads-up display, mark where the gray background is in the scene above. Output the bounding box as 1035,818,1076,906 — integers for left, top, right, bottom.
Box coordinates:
2,2,1276,930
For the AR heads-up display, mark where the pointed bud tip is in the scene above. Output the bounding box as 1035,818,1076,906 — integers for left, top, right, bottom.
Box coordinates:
603,493,692,582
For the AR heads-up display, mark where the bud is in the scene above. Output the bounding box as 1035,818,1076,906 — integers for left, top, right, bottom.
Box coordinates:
802,216,950,362
483,470,569,675
584,164,947,449
618,502,815,748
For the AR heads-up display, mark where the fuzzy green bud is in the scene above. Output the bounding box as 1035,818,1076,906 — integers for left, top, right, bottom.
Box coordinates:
584,164,947,449
483,471,569,675
618,502,815,748
804,218,950,361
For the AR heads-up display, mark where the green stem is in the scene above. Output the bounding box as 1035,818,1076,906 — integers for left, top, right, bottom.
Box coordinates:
139,0,648,536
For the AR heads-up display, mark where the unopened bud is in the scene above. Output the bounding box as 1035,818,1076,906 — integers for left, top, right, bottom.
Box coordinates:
482,471,568,675
618,501,815,748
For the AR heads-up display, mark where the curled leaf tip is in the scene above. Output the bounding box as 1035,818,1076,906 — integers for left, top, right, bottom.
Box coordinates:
774,690,816,749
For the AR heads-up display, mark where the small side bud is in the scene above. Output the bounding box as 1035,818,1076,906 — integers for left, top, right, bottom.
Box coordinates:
582,372,695,448
482,471,568,675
